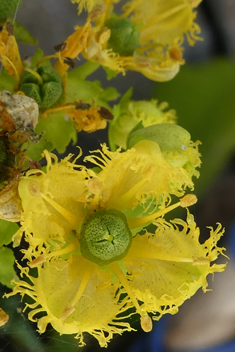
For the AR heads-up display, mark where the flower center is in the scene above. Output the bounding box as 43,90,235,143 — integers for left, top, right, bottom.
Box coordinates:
80,209,132,265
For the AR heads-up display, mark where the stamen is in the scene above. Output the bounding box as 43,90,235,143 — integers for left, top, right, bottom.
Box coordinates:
140,314,152,332
60,265,93,320
42,105,74,118
36,54,58,67
29,240,78,268
40,193,78,226
115,177,148,208
128,194,197,229
129,244,194,263
109,262,142,315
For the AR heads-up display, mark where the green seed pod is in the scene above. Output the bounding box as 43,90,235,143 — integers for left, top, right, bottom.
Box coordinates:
0,0,22,20
128,123,191,151
37,66,62,84
80,209,132,266
19,66,63,109
40,82,63,109
20,83,42,106
105,18,140,56
20,70,41,85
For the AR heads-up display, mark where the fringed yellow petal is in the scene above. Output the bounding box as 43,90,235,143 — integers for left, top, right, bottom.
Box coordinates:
82,28,125,74
8,256,133,347
124,0,202,47
71,0,105,14
123,212,226,318
15,151,89,255
124,56,181,82
86,140,196,211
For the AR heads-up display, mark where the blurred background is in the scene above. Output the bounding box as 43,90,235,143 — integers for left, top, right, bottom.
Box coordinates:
1,1,235,351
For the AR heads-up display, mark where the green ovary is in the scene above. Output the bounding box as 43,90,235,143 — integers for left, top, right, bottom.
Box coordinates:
80,209,132,266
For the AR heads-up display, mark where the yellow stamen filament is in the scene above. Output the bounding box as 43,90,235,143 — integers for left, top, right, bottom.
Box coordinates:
109,262,141,315
25,68,43,85
115,177,148,208
60,266,93,320
128,194,197,229
42,105,73,118
36,54,58,67
40,193,78,227
142,3,188,30
29,240,78,268
135,42,162,54
130,245,195,263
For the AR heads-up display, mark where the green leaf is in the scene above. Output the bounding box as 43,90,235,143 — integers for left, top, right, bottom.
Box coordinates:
0,220,19,246
66,78,103,103
97,86,120,106
11,19,38,45
0,246,15,288
67,62,100,81
0,68,16,92
103,66,118,80
31,48,51,67
34,113,77,154
24,134,54,161
152,58,235,195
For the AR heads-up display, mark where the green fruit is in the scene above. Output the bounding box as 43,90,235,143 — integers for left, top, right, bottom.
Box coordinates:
40,82,63,109
20,83,42,106
106,18,140,56
80,209,132,266
19,66,63,109
37,66,62,84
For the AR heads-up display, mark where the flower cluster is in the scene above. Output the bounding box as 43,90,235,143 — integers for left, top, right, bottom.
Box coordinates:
0,0,227,348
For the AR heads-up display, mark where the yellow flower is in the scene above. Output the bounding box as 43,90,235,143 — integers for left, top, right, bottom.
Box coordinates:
8,142,225,346
0,23,24,84
8,211,226,347
14,139,200,252
68,0,202,81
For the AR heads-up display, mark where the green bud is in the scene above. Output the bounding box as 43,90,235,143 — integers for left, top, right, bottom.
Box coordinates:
19,66,63,109
128,123,191,151
0,0,22,20
106,18,140,56
80,209,132,266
